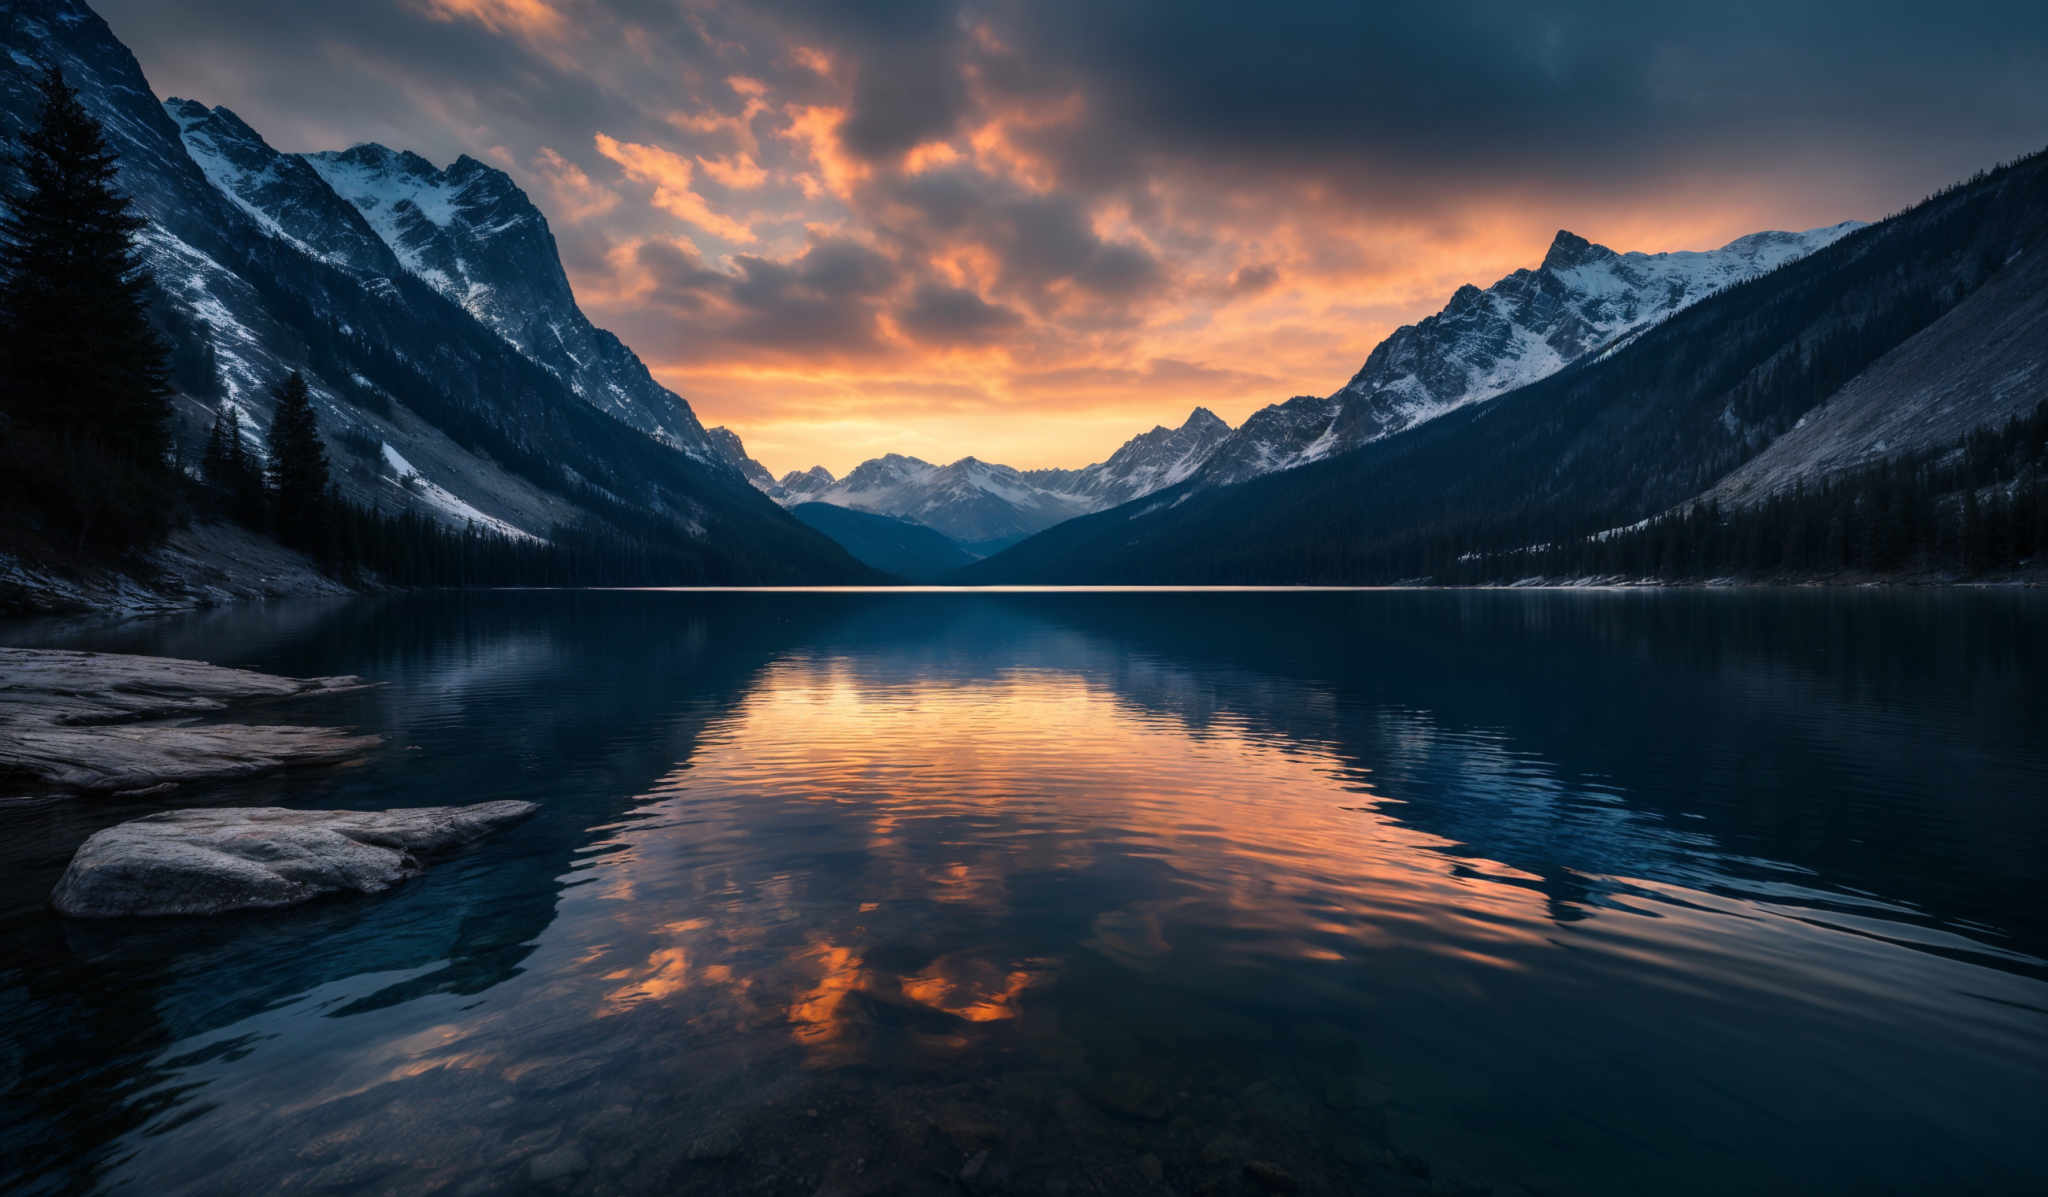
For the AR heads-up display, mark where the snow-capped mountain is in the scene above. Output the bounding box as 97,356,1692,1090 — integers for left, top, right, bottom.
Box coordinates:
162,100,713,454
0,0,861,581
777,466,837,502
791,454,1097,544
165,99,402,278
741,218,1853,550
1195,223,1862,486
1025,407,1232,508
741,407,1235,545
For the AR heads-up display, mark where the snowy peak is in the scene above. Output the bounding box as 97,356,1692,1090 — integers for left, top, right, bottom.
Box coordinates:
165,99,401,276
1539,229,1606,272
785,452,1093,544
778,466,837,500
1195,219,1864,487
304,143,568,307
1030,405,1236,507
297,143,711,453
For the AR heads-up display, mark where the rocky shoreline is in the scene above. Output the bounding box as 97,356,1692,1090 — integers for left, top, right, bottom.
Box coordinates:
2,646,536,919
0,646,379,797
0,521,358,619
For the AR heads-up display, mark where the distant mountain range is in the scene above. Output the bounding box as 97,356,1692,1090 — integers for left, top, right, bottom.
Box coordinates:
724,223,1861,562
719,407,1231,547
1,0,868,582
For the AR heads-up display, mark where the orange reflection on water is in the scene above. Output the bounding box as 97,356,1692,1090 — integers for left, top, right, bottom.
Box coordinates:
899,956,1042,1023
577,659,1560,1060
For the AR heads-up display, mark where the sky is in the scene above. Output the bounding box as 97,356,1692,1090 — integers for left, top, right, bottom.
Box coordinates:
97,0,2048,477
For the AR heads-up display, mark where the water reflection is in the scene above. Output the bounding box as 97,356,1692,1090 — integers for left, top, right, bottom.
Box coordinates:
1,590,2043,1195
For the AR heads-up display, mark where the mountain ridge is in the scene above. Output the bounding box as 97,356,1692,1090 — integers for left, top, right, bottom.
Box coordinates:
961,150,2047,584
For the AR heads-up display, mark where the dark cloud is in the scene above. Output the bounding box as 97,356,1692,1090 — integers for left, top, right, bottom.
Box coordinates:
634,235,899,356
872,166,1164,307
972,0,2048,195
896,282,1023,345
100,0,2048,235
1228,263,1280,297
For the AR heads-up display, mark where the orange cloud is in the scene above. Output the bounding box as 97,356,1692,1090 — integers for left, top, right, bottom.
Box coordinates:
781,105,868,200
594,133,758,244
417,0,562,38
698,152,769,189
529,147,618,223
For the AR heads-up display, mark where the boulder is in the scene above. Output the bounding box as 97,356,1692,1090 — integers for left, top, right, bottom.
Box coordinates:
51,801,539,918
0,647,378,795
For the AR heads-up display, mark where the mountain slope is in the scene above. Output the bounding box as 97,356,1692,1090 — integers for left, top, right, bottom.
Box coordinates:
1702,240,2048,507
0,0,868,583
788,502,976,581
964,151,2048,584
1195,223,1861,487
302,142,714,454
704,425,780,491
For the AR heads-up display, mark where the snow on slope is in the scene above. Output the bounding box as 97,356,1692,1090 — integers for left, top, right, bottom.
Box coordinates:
380,444,542,542
301,144,718,457
1196,222,1864,487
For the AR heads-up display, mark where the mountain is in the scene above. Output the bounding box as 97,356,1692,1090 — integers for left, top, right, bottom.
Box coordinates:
1,0,867,582
787,502,977,581
164,99,402,278
704,425,780,491
167,99,714,455
1024,407,1232,506
964,150,2048,584
754,407,1235,545
1701,239,2048,508
789,454,1095,543
746,219,1851,553
1194,223,1862,487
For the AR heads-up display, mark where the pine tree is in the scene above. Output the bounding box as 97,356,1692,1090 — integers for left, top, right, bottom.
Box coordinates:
0,64,173,549
0,64,167,458
266,371,329,546
203,406,233,483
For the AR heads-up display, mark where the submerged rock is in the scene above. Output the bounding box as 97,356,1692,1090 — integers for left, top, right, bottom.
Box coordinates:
51,801,539,918
0,647,377,795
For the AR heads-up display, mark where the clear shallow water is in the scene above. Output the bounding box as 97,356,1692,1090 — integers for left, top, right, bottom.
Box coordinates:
1,589,2044,1195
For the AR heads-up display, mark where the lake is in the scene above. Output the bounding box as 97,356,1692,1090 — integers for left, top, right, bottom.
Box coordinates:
1,589,2044,1195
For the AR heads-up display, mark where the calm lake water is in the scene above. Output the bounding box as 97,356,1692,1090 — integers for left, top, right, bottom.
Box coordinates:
1,589,2044,1195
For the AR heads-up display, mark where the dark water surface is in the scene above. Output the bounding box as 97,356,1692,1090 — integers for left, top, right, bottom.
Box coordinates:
1,589,2044,1195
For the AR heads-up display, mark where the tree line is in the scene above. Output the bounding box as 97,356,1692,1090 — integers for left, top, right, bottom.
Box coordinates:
1442,400,2048,583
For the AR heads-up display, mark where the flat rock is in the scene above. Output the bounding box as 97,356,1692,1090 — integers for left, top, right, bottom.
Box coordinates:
51,801,539,918
0,647,377,795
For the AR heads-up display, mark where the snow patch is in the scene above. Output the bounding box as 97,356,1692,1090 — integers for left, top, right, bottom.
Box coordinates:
380,443,542,542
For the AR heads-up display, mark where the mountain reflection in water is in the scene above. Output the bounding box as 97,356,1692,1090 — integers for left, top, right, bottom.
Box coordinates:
1,589,2042,1196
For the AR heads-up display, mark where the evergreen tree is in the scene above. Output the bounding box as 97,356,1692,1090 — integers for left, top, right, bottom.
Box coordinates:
266,371,329,546
202,406,233,482
0,64,172,549
0,64,167,456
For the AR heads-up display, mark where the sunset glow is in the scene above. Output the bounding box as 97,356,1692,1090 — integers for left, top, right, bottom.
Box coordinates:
92,0,2046,475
